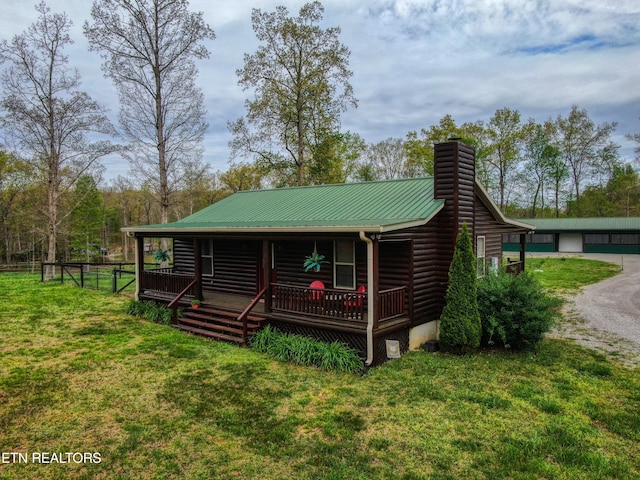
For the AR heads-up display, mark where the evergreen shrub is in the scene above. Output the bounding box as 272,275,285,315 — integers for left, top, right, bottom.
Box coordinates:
477,270,562,350
439,223,482,352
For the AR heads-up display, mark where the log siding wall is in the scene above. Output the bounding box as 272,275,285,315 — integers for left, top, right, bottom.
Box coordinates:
173,238,259,296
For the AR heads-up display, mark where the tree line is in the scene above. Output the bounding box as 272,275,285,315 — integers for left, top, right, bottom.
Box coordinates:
0,1,638,267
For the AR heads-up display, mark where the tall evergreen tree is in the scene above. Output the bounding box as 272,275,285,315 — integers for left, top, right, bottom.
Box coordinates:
69,175,105,262
439,223,481,352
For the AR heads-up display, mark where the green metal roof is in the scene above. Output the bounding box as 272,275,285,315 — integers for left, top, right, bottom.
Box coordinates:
126,177,445,234
521,217,640,233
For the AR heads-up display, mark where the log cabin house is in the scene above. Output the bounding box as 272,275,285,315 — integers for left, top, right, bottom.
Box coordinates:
123,140,533,366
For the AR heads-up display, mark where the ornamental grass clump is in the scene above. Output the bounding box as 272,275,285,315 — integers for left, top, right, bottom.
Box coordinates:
125,299,174,325
477,270,562,350
250,325,363,373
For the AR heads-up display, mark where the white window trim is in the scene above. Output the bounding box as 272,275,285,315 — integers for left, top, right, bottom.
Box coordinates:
476,236,486,278
334,240,356,289
201,239,214,277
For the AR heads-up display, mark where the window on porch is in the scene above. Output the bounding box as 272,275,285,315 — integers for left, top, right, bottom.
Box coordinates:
334,240,355,289
201,239,214,277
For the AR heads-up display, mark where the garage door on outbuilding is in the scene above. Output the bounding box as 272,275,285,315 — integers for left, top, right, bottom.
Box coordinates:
558,233,583,253
503,217,640,254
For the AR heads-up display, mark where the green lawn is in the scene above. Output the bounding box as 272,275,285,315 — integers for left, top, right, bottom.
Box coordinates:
0,270,638,479
527,256,621,293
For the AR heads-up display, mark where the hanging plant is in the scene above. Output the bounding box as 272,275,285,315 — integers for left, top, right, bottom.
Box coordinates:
303,242,329,272
154,249,171,263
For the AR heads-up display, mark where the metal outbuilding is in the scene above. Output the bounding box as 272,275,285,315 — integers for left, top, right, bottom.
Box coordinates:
503,217,640,254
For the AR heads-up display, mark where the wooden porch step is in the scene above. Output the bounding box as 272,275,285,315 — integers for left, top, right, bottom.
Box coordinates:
176,304,268,344
179,316,262,336
188,307,264,324
175,324,245,344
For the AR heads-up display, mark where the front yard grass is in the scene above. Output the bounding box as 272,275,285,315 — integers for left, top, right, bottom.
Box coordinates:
527,256,621,293
0,272,638,479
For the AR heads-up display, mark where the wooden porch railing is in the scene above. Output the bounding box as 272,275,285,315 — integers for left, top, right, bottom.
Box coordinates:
139,270,408,327
505,261,524,275
167,278,198,325
379,286,407,321
272,283,367,322
272,283,408,323
140,270,196,295
238,286,267,344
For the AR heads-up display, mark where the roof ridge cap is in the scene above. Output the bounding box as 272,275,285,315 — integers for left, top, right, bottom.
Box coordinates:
234,176,433,194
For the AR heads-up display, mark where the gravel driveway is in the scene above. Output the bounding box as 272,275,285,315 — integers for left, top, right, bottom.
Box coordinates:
538,253,640,368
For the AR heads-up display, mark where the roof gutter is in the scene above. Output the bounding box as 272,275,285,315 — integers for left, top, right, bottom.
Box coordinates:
359,230,375,367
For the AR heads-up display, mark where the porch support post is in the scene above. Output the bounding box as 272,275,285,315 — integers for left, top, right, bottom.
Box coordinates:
135,235,144,300
193,239,202,300
372,238,380,329
519,233,526,272
262,239,272,313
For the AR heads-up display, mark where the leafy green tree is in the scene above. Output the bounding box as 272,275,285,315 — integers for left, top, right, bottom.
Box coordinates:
405,115,488,181
555,105,618,215
0,151,32,264
69,175,105,262
220,163,264,194
0,2,118,278
569,164,640,217
523,120,563,217
439,223,481,352
610,165,640,217
484,107,531,210
230,1,357,186
308,131,365,185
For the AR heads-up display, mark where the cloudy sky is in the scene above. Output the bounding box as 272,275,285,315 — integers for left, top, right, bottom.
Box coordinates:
1,0,639,182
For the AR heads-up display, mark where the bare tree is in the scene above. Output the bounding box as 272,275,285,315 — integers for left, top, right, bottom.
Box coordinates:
356,138,412,181
84,0,215,233
0,2,118,278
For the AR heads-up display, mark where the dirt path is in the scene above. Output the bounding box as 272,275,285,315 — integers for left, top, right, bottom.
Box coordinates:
542,253,640,368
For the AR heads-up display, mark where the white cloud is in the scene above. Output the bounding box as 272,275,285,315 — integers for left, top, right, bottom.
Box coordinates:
0,0,639,181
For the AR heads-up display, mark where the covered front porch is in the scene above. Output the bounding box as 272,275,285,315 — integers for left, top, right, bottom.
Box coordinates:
138,269,409,333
